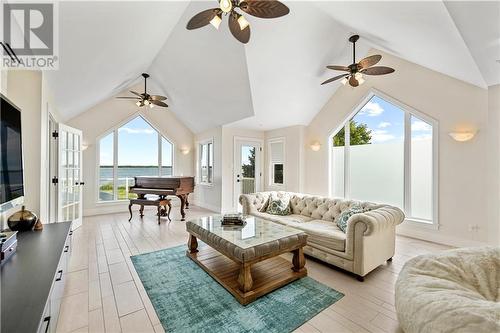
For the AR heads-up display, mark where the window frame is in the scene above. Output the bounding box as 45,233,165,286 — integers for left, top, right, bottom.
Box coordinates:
95,114,175,203
197,138,214,186
328,89,439,229
268,137,286,188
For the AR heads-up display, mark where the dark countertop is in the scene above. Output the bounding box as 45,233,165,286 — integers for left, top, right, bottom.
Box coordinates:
1,222,72,333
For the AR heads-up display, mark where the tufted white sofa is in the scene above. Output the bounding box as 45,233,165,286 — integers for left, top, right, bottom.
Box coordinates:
239,191,405,280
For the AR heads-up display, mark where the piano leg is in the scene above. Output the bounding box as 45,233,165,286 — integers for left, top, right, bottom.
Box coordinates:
185,194,190,209
128,203,133,222
177,195,186,221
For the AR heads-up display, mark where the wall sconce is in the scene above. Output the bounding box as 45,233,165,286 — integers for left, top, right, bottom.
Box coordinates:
81,144,89,151
310,141,321,151
180,147,190,155
448,131,477,142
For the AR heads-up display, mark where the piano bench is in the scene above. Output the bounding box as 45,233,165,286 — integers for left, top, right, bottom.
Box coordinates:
128,198,172,224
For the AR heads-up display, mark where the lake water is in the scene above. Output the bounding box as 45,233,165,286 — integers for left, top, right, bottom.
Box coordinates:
99,166,173,182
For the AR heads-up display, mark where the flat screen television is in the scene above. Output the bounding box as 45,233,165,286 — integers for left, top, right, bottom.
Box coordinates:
0,94,24,212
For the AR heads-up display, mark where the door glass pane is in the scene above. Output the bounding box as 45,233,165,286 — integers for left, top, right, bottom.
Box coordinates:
99,132,114,201
332,129,345,198
241,146,256,194
208,143,213,183
161,137,173,176
411,116,433,220
349,96,404,209
200,143,208,183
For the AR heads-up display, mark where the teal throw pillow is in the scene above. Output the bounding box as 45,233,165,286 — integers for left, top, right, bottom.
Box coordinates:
336,205,366,233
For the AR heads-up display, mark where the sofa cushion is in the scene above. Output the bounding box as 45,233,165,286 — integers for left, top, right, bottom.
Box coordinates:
266,193,291,216
251,212,313,225
289,219,346,252
336,204,365,233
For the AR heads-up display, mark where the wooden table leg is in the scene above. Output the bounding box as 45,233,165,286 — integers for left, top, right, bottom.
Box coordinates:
188,234,199,254
237,263,253,293
128,203,133,222
177,195,186,221
292,248,306,273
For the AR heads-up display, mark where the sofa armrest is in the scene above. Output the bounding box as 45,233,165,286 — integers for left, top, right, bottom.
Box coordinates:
346,205,405,237
239,192,272,214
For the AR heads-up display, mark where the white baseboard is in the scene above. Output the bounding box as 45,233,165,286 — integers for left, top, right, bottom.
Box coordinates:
396,225,489,248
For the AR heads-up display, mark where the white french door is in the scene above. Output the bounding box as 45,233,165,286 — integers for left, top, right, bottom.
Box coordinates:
57,124,83,229
234,139,262,212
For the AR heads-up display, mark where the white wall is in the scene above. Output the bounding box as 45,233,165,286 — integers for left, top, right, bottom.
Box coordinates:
67,84,194,216
193,127,222,212
264,125,306,193
305,49,496,247
487,85,500,246
0,71,43,230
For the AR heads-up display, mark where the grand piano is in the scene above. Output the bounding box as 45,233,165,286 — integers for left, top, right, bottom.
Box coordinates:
129,176,195,221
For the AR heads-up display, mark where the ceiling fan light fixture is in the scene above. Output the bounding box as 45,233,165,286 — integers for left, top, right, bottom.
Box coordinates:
136,101,142,107
237,14,249,30
149,103,154,109
354,72,365,85
144,99,150,105
219,0,232,13
341,77,348,85
210,13,223,29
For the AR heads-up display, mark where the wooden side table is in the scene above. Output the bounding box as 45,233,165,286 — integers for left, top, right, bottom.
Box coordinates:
128,198,172,224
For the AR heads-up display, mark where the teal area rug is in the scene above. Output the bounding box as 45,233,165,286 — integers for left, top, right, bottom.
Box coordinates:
131,245,343,333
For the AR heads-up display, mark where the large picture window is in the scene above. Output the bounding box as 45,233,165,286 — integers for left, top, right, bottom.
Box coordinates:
98,116,174,202
330,92,437,226
198,139,213,185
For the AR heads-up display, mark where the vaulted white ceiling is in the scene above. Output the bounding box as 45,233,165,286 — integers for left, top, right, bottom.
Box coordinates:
44,1,500,133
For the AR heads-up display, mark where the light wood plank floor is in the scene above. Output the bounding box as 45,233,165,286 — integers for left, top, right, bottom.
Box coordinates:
56,205,451,333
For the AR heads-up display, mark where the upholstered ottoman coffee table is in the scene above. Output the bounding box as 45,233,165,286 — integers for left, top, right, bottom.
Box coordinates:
186,215,308,305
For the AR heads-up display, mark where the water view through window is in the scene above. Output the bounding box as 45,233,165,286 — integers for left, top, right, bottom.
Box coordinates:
98,116,173,201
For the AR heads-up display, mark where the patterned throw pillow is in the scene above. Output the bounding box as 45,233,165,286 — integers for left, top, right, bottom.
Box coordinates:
266,193,291,216
336,204,366,233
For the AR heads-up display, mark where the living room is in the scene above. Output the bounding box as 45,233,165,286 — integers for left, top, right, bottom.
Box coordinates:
0,1,499,333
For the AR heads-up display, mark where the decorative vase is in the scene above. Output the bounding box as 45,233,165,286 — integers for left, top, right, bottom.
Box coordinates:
7,206,38,232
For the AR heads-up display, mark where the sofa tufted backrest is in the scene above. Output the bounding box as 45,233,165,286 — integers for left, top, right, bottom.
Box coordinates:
240,191,380,223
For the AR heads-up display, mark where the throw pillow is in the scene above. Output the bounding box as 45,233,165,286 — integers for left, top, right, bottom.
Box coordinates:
266,193,291,216
336,204,366,233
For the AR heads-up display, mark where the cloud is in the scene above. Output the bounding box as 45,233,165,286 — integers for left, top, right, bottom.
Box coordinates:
371,130,395,143
378,121,391,128
118,127,155,135
359,101,384,117
412,120,432,132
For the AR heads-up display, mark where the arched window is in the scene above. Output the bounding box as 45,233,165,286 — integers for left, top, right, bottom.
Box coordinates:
330,91,438,226
98,116,174,202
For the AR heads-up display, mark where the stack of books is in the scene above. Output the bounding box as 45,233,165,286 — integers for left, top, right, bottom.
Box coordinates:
221,214,247,226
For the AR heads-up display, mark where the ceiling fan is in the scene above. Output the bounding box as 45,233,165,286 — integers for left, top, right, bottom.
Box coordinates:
186,0,290,44
116,73,168,108
321,35,395,87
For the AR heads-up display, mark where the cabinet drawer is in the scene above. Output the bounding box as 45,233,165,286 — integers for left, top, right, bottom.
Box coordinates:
37,302,51,333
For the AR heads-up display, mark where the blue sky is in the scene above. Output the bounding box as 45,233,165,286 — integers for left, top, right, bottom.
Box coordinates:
100,116,173,166
354,95,432,144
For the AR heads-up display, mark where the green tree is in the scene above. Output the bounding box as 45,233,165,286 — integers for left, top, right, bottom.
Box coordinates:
242,148,255,178
333,121,372,146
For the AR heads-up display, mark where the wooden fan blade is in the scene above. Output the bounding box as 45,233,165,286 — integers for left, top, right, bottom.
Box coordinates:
151,100,168,107
358,55,382,69
349,76,359,87
186,8,219,30
228,14,251,44
130,91,144,97
151,95,167,101
326,65,350,72
116,97,140,100
240,0,290,18
321,74,348,85
362,66,395,75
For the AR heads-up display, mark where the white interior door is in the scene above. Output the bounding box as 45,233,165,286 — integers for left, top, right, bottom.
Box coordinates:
57,124,83,229
234,139,262,212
